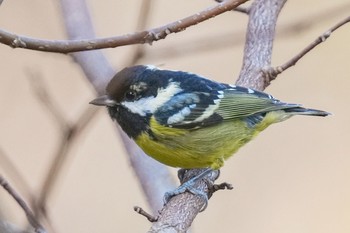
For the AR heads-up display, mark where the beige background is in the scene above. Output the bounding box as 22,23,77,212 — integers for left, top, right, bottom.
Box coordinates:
0,0,349,232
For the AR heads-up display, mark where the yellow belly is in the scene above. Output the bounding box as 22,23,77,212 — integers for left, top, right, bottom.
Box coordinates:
135,111,286,169
135,119,251,169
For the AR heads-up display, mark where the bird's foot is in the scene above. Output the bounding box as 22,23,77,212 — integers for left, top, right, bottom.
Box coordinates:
163,168,214,211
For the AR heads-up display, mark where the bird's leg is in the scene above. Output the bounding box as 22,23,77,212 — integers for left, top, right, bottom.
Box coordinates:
163,168,214,211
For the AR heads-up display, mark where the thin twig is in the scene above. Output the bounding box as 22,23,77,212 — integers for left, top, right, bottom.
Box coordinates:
266,15,350,79
0,0,248,53
0,175,46,233
0,147,33,200
134,206,158,222
210,182,234,194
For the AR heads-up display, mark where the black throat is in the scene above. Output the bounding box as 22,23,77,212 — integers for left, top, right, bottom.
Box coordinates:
107,105,151,139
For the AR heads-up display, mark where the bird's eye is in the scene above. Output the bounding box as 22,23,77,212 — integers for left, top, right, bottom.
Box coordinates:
125,90,137,101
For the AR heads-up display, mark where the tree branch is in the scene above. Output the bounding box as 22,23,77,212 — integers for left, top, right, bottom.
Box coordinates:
0,0,248,54
0,175,46,233
141,3,350,61
0,220,34,233
134,206,158,222
148,169,221,233
265,15,350,79
123,0,153,67
0,147,33,202
215,0,250,14
236,0,287,90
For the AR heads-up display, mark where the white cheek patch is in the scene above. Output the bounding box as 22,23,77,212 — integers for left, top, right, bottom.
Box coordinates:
122,96,155,116
121,82,183,116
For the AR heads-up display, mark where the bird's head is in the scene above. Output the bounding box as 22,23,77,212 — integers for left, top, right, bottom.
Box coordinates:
90,65,183,120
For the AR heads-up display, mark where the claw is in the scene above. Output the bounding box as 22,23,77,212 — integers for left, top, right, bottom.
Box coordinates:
163,168,213,211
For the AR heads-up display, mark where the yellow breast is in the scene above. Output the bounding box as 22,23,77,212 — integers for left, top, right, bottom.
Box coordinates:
136,117,250,169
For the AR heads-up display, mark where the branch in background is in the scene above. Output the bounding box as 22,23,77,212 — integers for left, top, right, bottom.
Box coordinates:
265,15,350,81
0,220,34,233
28,72,98,232
118,131,176,213
236,0,287,90
0,147,33,202
0,0,248,54
0,175,46,233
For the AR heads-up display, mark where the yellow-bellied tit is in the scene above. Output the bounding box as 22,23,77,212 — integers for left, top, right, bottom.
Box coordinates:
90,65,329,204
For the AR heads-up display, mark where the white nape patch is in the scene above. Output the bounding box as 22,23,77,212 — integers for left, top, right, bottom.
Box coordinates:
247,88,255,94
229,84,237,88
145,65,158,70
121,82,182,116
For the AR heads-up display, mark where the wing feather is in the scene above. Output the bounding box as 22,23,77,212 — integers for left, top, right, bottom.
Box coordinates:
154,85,299,129
216,88,300,119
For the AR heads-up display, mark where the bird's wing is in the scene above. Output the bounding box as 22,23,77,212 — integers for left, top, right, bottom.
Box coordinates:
154,85,299,129
216,87,300,119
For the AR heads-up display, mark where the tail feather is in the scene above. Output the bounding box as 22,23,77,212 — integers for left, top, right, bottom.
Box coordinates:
284,107,330,117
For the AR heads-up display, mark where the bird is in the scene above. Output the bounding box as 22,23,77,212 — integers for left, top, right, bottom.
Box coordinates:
90,65,329,204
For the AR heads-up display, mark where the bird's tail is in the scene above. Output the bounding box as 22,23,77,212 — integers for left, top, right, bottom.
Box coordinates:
284,107,330,117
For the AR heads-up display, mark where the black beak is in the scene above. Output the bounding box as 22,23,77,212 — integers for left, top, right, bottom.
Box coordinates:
89,95,117,107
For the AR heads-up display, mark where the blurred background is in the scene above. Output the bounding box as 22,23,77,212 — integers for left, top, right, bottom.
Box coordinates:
0,0,349,232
